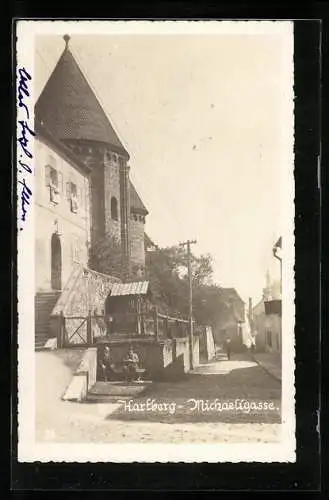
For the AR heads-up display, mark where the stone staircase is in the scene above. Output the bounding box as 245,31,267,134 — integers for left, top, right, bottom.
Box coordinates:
214,348,229,361
86,381,152,403
35,292,60,349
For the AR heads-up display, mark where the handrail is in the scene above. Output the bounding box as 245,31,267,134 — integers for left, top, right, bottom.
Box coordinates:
157,313,189,324
83,266,121,283
61,308,207,346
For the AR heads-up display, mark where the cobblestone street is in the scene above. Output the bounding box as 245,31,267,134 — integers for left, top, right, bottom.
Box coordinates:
36,351,281,444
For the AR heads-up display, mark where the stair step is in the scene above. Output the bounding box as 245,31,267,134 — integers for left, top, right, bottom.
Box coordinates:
35,340,46,347
87,381,151,400
35,292,60,350
86,394,131,403
35,300,57,305
35,295,58,302
37,301,58,304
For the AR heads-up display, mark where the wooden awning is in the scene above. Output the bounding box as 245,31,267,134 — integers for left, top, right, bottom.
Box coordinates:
110,281,149,297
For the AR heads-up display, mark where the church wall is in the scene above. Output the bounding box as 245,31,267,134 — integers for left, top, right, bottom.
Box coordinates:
35,138,90,292
129,213,146,271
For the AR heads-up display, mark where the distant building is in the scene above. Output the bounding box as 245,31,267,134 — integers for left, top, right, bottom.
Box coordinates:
211,288,245,351
252,271,282,353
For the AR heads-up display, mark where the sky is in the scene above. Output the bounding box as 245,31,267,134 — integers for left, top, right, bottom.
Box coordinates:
34,28,293,304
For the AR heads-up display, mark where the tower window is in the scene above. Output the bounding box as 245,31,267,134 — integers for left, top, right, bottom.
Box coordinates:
111,196,118,221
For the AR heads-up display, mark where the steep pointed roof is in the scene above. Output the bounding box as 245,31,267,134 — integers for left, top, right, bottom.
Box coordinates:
130,181,148,215
35,40,129,157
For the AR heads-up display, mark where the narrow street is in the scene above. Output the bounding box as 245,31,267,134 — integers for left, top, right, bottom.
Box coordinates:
36,350,281,444
107,351,281,425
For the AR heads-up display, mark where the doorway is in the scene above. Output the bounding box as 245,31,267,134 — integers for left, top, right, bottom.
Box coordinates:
51,233,62,290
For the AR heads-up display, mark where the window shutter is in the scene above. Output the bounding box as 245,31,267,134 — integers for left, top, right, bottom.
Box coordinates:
76,186,80,206
66,181,71,200
45,165,51,186
79,187,83,210
58,172,63,194
48,155,56,168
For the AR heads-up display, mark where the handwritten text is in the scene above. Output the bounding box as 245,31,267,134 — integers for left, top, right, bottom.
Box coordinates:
17,67,34,230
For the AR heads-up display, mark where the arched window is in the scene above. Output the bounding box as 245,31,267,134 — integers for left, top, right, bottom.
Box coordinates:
111,196,118,220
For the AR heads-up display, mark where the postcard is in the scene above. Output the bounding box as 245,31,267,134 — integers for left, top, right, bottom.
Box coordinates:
16,20,295,462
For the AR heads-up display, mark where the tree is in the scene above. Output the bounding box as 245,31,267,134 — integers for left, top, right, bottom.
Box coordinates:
88,233,124,279
145,244,215,318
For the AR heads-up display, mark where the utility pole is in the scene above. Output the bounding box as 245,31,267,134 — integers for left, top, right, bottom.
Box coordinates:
179,239,197,370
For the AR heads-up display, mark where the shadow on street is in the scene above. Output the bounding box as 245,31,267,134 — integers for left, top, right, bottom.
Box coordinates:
106,353,281,424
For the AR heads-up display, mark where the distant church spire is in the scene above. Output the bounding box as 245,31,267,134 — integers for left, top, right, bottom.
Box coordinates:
265,269,271,288
262,269,272,301
63,34,71,50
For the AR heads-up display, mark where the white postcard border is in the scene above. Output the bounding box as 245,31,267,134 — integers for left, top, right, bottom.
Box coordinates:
16,20,295,463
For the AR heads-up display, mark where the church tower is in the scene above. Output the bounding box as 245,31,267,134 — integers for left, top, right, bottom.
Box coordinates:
129,183,148,274
35,35,148,278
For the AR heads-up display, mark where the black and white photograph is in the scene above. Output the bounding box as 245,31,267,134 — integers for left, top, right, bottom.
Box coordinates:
16,21,295,462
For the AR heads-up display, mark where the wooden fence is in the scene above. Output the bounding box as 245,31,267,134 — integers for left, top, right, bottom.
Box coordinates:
57,307,194,348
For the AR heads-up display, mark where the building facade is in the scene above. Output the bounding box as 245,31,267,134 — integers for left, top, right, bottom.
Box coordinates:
252,273,282,353
211,288,245,351
35,122,91,292
35,35,148,294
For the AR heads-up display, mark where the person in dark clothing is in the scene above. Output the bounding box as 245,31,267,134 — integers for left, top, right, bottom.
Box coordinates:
224,337,232,360
122,346,140,382
99,346,115,381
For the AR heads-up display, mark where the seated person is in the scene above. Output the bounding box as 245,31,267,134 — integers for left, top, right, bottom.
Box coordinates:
99,346,116,381
122,346,140,382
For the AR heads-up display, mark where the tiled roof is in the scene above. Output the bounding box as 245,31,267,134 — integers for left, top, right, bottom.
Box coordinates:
221,288,245,304
110,281,149,296
35,47,129,157
130,182,148,215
